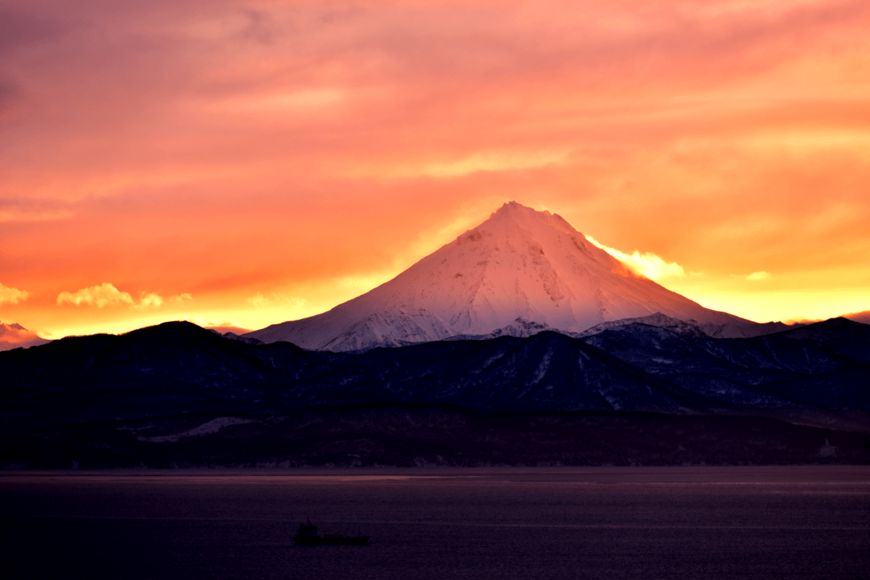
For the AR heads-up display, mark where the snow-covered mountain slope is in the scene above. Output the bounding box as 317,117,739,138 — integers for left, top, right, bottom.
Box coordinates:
248,202,777,350
573,312,792,340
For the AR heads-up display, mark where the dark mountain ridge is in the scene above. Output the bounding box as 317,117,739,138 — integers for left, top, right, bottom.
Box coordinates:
3,318,868,423
3,318,868,467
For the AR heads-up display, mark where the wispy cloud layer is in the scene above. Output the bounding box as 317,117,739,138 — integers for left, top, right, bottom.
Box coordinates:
3,0,870,332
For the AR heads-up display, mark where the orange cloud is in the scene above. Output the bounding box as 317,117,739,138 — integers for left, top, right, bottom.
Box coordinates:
584,236,688,280
57,283,136,308
0,283,31,305
57,283,191,310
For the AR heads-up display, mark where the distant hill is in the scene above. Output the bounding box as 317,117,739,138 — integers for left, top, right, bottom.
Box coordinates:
845,310,870,325
0,321,50,352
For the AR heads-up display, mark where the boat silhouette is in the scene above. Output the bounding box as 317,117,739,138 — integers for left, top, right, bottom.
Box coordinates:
293,519,370,546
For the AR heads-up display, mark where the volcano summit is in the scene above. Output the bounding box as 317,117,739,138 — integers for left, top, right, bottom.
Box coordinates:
248,202,779,351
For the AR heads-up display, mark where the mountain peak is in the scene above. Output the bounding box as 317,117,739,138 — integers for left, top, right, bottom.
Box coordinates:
487,201,568,230
494,200,548,216
497,200,531,211
248,203,767,350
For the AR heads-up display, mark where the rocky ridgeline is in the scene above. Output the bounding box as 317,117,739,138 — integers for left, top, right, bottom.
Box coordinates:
2,317,869,466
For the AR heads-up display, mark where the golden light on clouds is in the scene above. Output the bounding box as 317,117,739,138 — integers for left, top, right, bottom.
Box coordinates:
0,283,31,306
1,0,869,339
56,283,191,311
584,236,689,281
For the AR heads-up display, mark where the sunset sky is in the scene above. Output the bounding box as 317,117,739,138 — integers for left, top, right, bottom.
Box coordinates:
2,0,869,342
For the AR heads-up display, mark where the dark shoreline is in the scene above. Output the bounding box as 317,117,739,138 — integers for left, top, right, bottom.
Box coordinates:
5,407,870,469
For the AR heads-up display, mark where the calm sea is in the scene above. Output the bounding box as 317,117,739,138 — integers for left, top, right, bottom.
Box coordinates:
2,467,868,580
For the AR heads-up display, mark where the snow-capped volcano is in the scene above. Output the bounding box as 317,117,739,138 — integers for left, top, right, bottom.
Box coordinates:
248,202,774,350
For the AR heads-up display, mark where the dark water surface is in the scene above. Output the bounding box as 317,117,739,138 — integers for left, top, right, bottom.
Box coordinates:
2,467,868,580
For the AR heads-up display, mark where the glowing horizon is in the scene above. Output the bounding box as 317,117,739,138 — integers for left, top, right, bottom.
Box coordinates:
2,0,869,341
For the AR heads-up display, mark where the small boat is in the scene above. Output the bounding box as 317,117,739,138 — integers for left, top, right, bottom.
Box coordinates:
293,519,370,546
